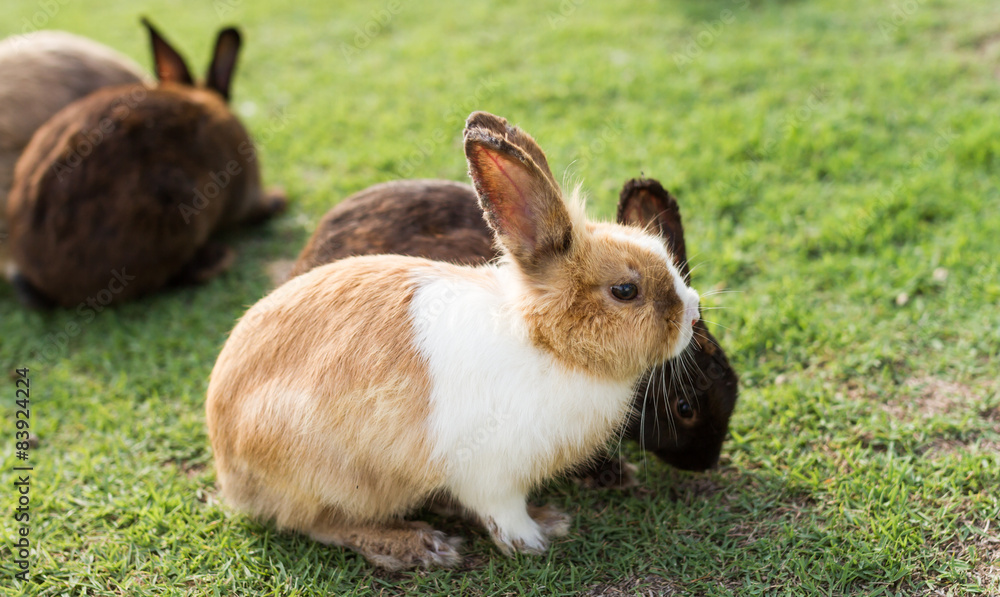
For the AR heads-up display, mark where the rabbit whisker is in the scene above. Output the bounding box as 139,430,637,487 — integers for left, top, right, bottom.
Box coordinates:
698,289,743,298
699,318,734,333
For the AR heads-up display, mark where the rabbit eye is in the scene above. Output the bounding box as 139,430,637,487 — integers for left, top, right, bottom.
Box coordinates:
611,283,638,301
676,399,694,419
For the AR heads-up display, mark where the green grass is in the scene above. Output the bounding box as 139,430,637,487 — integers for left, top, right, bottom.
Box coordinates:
2,0,999,594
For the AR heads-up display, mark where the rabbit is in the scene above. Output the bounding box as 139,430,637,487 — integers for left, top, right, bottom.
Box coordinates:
0,30,147,273
292,179,496,274
4,19,286,308
291,177,739,480
206,111,703,570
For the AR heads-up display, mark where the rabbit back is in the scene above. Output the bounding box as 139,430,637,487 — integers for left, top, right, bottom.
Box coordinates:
209,256,450,528
291,179,493,277
0,30,146,266
7,83,263,305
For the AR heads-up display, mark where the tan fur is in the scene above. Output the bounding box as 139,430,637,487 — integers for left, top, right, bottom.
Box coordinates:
516,220,686,381
464,115,687,383
207,256,443,532
0,30,146,268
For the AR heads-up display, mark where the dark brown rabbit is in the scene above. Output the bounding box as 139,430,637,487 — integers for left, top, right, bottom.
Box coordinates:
291,180,494,275
0,30,148,272
292,177,739,480
5,20,285,308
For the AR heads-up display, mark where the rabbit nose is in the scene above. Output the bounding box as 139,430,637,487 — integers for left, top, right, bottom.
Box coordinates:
686,303,700,327
683,289,700,327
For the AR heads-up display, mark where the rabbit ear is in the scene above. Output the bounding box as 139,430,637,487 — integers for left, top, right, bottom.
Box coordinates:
206,27,241,101
464,112,572,273
142,18,194,85
617,178,690,281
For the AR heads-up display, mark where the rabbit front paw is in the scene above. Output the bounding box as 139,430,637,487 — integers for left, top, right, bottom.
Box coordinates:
486,515,549,556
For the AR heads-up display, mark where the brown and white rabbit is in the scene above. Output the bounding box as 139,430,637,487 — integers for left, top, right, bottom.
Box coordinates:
292,178,739,478
206,112,702,569
4,20,286,307
0,30,147,272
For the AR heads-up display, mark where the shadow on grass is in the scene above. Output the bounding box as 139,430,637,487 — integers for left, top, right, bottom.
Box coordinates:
201,460,815,594
0,218,297,373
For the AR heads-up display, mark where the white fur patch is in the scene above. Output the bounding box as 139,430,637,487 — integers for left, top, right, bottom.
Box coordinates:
409,264,635,517
606,227,672,266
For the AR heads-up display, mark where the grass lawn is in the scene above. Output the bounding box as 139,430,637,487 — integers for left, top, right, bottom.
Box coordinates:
2,0,999,594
